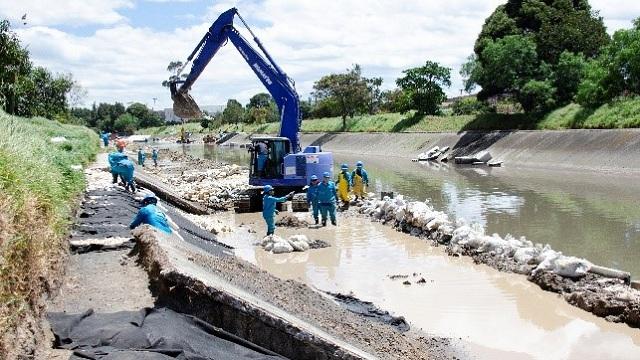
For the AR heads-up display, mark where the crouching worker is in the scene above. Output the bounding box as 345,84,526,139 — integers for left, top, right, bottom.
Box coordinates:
317,172,337,226
307,175,320,225
129,195,172,234
108,141,128,184
262,185,294,236
112,158,136,192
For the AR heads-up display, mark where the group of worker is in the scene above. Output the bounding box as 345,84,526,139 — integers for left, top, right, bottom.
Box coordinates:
137,147,159,167
262,161,369,236
105,135,171,235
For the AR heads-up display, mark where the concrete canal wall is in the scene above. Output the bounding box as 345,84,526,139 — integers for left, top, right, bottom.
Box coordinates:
226,129,640,173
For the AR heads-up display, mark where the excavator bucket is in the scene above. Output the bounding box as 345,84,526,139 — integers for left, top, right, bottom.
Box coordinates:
172,91,202,119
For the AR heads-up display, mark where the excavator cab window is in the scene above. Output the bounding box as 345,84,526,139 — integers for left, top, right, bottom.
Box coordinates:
250,138,290,179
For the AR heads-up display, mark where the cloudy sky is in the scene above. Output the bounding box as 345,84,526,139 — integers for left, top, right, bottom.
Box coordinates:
0,0,637,110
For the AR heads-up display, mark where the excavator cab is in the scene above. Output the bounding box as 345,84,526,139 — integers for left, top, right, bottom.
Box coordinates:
249,137,290,180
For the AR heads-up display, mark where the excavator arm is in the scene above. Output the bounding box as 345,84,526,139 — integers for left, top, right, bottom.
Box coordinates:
170,8,302,152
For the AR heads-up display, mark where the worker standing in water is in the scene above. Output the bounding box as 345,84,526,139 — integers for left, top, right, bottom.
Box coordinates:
307,175,320,225
262,185,294,236
316,172,337,226
336,163,351,207
351,161,369,201
129,194,172,234
137,148,146,167
152,148,159,167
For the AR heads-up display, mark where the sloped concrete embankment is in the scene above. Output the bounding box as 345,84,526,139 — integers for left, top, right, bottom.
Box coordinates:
133,227,451,360
225,129,640,172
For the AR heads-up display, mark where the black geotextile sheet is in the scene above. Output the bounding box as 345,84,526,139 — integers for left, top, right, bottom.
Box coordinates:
47,307,285,360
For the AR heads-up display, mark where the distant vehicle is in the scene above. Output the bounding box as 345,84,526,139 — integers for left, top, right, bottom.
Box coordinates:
169,8,334,212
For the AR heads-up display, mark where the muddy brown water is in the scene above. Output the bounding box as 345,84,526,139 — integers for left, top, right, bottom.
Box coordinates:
169,144,640,359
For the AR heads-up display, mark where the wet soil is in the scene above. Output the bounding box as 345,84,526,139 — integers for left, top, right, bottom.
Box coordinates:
325,292,410,332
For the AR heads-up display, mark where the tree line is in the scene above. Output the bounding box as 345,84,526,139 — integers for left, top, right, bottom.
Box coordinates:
0,20,80,121
216,0,640,129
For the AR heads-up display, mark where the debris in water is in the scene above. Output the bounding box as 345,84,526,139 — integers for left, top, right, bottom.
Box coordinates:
326,291,410,332
276,214,309,228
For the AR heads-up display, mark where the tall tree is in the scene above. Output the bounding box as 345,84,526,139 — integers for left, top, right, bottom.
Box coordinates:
220,99,244,124
312,64,370,129
395,61,451,115
0,20,31,114
469,0,609,110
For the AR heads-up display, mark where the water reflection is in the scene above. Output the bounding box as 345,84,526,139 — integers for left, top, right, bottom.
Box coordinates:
175,143,640,275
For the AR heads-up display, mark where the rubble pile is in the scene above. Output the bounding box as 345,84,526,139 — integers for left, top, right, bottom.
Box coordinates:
276,214,309,228
260,234,329,254
148,151,250,210
356,195,640,327
165,165,249,210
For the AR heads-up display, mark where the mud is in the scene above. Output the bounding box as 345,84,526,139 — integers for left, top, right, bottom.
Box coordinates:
326,292,410,332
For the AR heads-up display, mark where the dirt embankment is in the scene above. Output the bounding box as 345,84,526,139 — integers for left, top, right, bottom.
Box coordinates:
225,129,640,173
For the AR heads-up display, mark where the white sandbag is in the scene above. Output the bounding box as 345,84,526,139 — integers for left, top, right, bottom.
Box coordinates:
288,234,309,243
552,256,592,278
514,247,539,264
475,150,492,163
272,240,294,254
290,240,310,252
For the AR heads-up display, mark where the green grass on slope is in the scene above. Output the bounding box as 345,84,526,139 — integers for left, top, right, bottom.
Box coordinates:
138,97,640,135
0,111,99,351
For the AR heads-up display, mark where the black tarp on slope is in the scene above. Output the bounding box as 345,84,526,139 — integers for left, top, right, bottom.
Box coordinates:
48,308,285,360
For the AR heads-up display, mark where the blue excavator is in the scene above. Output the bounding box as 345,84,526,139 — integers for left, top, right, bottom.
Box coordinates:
170,8,334,212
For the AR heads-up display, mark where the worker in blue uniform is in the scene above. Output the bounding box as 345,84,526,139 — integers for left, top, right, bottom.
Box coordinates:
316,172,337,226
255,141,268,176
108,142,128,184
112,158,136,192
262,185,294,236
307,175,320,225
152,148,159,167
129,194,172,234
100,131,110,147
137,148,146,166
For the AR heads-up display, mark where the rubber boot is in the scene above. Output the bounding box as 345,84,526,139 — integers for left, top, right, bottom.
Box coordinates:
331,220,337,226
314,218,319,225
322,220,327,227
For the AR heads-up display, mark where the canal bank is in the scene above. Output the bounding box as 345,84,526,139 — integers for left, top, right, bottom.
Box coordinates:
222,128,640,173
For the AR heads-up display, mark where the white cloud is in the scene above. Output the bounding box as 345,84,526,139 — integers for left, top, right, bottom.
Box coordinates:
7,0,639,109
0,0,133,26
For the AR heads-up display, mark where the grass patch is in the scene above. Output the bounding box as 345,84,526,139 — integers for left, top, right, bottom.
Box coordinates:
0,111,99,354
138,97,640,136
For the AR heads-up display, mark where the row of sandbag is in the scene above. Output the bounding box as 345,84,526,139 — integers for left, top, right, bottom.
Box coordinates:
357,196,594,279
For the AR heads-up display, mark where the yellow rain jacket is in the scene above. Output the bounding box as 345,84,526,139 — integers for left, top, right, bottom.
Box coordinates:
336,171,351,203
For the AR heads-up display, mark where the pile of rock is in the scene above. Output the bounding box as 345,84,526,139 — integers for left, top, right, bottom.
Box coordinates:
260,235,328,254
276,214,309,228
165,165,249,210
